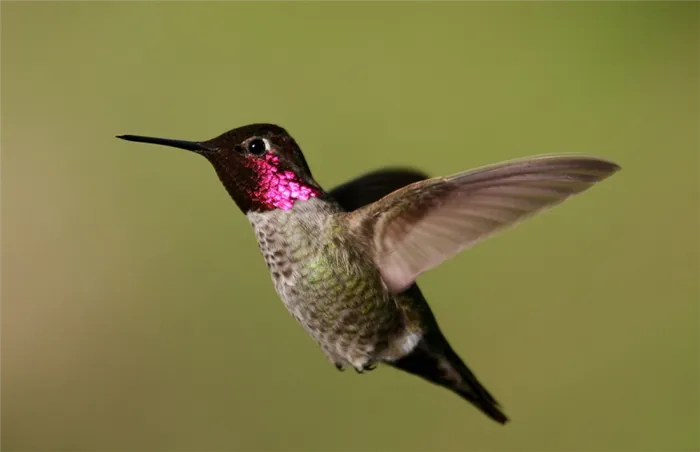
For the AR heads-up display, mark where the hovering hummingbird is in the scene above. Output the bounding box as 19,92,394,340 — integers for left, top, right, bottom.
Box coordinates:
118,124,620,424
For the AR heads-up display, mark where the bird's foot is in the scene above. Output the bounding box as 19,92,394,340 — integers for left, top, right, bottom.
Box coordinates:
354,362,377,374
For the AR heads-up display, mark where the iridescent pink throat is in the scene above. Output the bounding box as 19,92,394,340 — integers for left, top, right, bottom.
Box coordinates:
244,153,320,211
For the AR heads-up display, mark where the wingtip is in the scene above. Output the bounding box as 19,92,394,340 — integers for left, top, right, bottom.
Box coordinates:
580,157,621,180
531,154,622,180
607,160,622,174
543,154,621,173
588,156,621,173
593,159,622,183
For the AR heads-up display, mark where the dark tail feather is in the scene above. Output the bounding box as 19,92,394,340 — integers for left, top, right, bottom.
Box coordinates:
389,341,509,424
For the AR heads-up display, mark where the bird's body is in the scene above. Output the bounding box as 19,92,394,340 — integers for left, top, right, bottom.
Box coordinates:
118,123,620,425
247,195,509,423
249,196,421,369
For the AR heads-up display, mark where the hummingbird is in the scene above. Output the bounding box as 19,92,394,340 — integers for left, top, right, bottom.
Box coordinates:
117,123,620,424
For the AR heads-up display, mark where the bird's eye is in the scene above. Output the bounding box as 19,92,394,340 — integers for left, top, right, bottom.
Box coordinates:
247,138,269,155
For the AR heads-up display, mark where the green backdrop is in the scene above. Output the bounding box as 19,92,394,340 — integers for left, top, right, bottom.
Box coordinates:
2,2,698,451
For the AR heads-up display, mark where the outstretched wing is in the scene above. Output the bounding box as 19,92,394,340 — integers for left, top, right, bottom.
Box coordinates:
329,168,430,212
349,155,621,293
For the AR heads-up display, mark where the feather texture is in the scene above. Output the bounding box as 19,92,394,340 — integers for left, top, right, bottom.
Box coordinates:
349,155,621,292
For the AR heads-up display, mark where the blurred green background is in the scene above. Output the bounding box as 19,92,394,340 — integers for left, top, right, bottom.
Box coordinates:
2,2,698,451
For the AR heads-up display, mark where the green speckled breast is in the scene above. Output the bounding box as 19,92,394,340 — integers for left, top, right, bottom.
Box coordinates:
247,198,411,369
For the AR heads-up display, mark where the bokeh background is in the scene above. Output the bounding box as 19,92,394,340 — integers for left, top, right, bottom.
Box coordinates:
2,2,698,451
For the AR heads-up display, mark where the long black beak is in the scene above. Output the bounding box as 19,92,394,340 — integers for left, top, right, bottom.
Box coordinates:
116,135,213,153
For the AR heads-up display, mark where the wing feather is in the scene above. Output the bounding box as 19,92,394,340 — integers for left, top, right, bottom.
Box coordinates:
349,155,621,293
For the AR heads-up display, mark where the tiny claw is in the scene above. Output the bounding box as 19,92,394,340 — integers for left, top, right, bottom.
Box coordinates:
335,363,345,372
354,363,376,374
